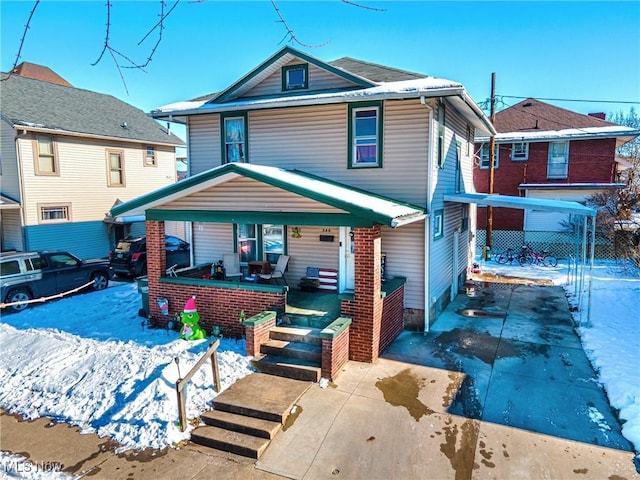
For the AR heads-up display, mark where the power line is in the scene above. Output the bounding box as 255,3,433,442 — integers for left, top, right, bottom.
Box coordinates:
500,95,640,105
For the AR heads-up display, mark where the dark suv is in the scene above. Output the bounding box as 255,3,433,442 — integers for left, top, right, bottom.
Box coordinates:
1,250,112,312
109,235,190,277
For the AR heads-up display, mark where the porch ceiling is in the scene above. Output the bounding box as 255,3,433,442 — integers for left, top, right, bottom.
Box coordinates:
108,163,425,228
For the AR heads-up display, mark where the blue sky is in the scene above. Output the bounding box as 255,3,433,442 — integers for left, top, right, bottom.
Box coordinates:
1,1,639,142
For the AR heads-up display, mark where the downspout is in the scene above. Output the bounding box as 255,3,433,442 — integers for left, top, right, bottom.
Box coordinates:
421,96,434,334
14,128,28,250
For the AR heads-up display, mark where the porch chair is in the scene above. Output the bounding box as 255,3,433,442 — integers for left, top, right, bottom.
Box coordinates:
223,253,243,281
259,254,289,285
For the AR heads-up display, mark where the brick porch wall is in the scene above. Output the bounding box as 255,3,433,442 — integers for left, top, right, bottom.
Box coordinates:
378,284,405,354
322,328,350,380
348,226,383,363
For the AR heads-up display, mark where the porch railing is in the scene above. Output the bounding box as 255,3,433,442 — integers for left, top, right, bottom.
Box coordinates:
175,339,221,432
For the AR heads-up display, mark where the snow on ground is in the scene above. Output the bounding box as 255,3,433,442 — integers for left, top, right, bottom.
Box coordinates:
0,279,252,453
0,260,639,464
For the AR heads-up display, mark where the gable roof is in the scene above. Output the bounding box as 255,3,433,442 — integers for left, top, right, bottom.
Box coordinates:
0,73,184,147
210,46,376,104
11,62,72,87
476,98,639,145
328,57,427,83
152,46,495,135
109,163,425,228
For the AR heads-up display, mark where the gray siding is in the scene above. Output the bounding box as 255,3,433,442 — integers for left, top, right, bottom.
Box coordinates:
188,114,221,175
0,119,20,200
192,223,233,266
287,226,339,285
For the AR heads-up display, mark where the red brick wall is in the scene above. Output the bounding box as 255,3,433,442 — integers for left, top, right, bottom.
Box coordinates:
475,138,617,230
245,314,276,357
348,226,383,363
322,328,350,381
148,281,285,339
378,285,405,354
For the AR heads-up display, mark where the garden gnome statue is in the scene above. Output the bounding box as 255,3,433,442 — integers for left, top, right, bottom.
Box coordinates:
180,296,207,340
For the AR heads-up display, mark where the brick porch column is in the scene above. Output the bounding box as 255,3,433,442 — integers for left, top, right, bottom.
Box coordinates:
146,220,166,318
349,225,383,363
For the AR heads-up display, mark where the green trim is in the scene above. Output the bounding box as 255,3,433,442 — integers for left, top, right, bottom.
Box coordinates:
147,209,378,227
381,276,406,295
159,276,288,293
242,310,276,327
110,163,424,227
220,111,248,164
347,101,384,169
320,317,352,339
282,64,308,91
212,46,374,104
433,209,444,240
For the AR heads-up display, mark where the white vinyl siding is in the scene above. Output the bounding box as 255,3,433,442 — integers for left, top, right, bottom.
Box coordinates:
248,100,429,206
188,114,221,174
380,222,425,309
525,189,591,232
244,61,359,98
192,223,233,266
162,176,345,213
17,135,177,226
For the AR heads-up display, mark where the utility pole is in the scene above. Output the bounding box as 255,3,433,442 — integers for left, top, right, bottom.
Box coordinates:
485,72,496,259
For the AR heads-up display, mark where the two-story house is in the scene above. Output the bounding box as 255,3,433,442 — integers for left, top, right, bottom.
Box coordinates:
0,64,185,259
108,46,495,370
474,98,639,233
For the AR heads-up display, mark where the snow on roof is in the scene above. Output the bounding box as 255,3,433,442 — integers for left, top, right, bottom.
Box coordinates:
152,77,463,115
444,192,596,216
519,182,626,190
477,125,640,143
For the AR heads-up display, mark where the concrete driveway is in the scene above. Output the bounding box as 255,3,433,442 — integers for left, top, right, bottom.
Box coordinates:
257,283,637,479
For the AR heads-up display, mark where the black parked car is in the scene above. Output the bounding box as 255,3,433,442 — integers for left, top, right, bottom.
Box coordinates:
1,250,112,312
109,235,190,277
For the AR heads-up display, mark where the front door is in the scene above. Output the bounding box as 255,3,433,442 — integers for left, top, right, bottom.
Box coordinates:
339,227,355,292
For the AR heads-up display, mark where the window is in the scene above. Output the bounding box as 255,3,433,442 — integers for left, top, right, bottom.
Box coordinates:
145,146,157,166
437,102,446,168
222,113,247,163
235,224,286,264
348,101,383,168
35,134,58,175
511,142,528,161
433,209,444,240
455,140,462,193
479,143,498,169
236,224,257,262
39,204,71,223
107,149,125,186
461,204,469,231
263,224,284,264
467,125,473,156
282,64,308,91
547,141,569,179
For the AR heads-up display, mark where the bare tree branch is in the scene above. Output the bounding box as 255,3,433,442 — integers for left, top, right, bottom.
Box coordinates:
132,0,180,69
340,0,386,12
1,0,41,82
270,0,330,48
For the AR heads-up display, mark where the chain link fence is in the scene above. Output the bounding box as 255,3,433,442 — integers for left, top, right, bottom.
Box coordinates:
476,230,617,260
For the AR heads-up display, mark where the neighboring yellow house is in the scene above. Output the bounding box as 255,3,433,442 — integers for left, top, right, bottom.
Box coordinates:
0,63,185,258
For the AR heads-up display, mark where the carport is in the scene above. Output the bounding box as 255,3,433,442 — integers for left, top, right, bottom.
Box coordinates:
444,193,597,324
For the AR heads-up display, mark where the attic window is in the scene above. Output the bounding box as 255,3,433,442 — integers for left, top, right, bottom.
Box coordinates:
282,64,308,91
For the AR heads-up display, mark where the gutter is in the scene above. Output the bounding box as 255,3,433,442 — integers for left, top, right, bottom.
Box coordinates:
421,96,434,334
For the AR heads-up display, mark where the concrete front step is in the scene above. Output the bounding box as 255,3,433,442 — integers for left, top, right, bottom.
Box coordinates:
190,425,270,459
260,338,322,362
201,409,282,439
269,326,323,346
251,354,321,382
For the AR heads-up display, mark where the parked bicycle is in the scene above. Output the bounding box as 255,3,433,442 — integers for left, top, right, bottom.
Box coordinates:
495,247,519,265
518,244,558,267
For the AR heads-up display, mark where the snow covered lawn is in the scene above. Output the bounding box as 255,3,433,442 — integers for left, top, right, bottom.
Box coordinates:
0,280,252,451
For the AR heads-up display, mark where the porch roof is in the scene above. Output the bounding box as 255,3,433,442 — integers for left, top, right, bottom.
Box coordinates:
444,192,596,216
108,163,426,228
